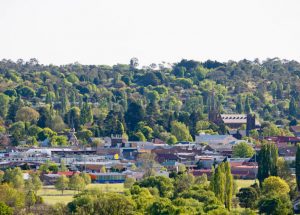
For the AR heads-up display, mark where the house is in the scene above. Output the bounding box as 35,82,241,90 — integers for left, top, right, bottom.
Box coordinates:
290,126,300,137
110,134,126,147
42,174,60,185
264,136,300,148
278,146,297,163
91,172,126,183
227,158,258,179
195,134,238,145
190,169,213,177
155,153,180,164
228,129,247,140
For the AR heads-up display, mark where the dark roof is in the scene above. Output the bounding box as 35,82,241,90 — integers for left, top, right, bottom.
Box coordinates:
265,136,300,143
278,146,297,156
290,126,300,133
155,153,180,163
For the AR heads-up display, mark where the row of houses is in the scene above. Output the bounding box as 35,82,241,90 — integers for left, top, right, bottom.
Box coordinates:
1,131,300,184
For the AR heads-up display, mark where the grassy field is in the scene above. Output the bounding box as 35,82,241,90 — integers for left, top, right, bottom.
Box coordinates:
39,183,124,205
235,179,256,190
40,180,255,205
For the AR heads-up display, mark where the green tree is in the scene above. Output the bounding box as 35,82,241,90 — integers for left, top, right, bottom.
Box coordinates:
16,107,40,123
9,121,25,144
211,163,225,204
131,187,155,212
0,184,25,209
51,135,68,146
69,174,86,193
258,194,292,215
31,173,42,193
236,187,258,209
7,96,23,122
236,95,243,114
174,173,194,195
3,167,24,189
0,201,13,215
171,121,192,141
244,96,251,114
224,162,233,210
55,175,69,195
257,143,278,187
148,197,177,215
137,176,174,198
289,97,297,117
296,143,300,191
262,176,290,195
0,93,10,119
132,131,146,141
232,142,255,158
68,191,136,215
66,107,81,131
38,127,57,141
17,86,35,98
167,135,178,145
79,172,92,185
25,190,36,209
125,101,145,131
124,177,136,189
80,102,93,125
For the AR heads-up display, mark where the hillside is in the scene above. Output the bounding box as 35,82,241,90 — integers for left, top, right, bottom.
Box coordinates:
0,57,299,145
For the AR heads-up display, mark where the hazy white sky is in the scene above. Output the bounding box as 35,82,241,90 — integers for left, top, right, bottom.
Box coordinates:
0,0,299,66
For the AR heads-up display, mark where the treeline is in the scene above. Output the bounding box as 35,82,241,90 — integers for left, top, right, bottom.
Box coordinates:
0,58,299,146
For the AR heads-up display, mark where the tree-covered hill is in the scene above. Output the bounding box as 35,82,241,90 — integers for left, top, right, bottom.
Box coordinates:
0,57,299,145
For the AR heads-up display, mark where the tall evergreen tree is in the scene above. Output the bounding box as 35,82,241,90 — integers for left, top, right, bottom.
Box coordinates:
212,163,225,204
7,96,24,122
60,90,70,115
296,144,300,191
236,95,243,114
257,143,278,187
289,97,297,117
125,101,145,131
244,96,251,114
276,82,283,99
224,162,233,211
81,102,93,125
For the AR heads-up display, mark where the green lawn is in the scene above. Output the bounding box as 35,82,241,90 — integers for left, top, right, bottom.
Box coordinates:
235,179,256,190
40,180,255,205
39,183,124,205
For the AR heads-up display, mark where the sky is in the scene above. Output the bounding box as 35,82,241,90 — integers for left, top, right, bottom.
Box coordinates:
0,0,300,66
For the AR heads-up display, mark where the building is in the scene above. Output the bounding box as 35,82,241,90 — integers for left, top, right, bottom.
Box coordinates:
208,92,259,135
290,126,300,137
195,134,238,145
91,172,126,183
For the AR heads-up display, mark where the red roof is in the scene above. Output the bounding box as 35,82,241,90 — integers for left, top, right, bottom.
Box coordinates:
57,171,76,176
265,136,300,143
190,169,212,177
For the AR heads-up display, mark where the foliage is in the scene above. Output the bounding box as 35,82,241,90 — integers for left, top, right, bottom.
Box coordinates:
55,175,69,195
69,174,86,192
0,201,13,215
236,187,259,209
232,142,255,158
296,143,300,191
170,121,192,142
257,143,278,187
258,194,293,215
136,176,174,198
262,176,290,196
68,191,136,215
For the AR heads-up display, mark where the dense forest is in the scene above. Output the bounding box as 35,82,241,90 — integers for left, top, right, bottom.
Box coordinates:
0,57,300,146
